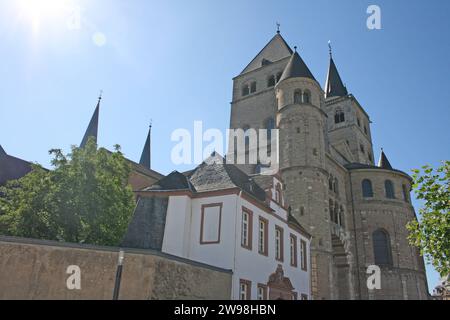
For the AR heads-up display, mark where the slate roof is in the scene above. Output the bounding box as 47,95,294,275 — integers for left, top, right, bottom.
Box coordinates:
186,153,267,202
0,146,33,186
278,51,317,83
145,170,194,191
325,57,348,98
145,152,267,203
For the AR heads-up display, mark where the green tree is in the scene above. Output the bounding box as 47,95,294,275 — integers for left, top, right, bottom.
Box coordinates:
407,161,450,277
0,138,135,246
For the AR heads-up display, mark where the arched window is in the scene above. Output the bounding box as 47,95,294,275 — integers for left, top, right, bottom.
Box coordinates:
402,184,409,203
243,125,250,153
250,81,257,93
275,183,283,204
328,175,334,191
333,205,339,224
385,180,395,199
338,206,345,228
333,178,339,195
302,90,311,104
242,85,249,96
362,179,373,197
334,110,345,124
294,90,302,104
373,229,392,266
329,199,334,221
267,75,276,87
264,117,275,155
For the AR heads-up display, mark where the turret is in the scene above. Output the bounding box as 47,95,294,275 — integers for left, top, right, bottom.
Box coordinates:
323,45,374,165
275,49,327,170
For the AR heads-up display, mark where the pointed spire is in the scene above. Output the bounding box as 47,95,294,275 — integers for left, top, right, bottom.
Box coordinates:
80,94,101,148
278,51,317,83
325,44,348,98
378,148,393,170
139,121,152,169
0,145,6,157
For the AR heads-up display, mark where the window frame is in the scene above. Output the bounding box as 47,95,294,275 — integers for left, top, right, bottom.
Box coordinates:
362,179,374,198
258,216,269,256
385,180,395,199
372,229,393,266
275,225,284,262
239,279,252,300
300,239,308,271
200,203,223,245
257,283,267,300
290,233,298,267
294,89,302,104
241,207,253,250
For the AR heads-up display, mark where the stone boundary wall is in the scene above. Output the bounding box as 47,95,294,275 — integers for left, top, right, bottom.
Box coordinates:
0,236,232,300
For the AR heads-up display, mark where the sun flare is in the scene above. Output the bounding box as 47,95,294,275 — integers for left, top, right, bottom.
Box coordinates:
17,0,72,32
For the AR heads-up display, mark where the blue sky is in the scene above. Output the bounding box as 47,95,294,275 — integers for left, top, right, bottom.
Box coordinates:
0,0,448,293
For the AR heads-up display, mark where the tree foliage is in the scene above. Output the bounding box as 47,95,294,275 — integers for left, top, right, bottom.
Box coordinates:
407,161,450,277
0,138,135,246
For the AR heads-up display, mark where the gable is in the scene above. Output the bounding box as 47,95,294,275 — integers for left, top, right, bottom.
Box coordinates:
331,141,355,165
240,34,293,75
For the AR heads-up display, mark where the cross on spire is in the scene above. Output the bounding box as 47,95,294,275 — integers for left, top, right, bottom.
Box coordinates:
328,40,332,58
276,22,280,34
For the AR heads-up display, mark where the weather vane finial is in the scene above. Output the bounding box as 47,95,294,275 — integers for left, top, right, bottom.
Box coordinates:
328,40,332,58
276,22,280,34
98,90,103,102
149,119,153,128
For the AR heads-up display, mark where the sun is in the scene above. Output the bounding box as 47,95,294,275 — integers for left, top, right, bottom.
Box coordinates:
17,0,71,32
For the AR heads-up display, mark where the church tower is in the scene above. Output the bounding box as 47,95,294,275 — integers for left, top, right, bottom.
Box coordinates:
228,31,429,300
275,50,336,299
324,48,374,165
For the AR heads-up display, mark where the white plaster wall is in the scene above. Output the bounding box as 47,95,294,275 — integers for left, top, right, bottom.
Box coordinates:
162,192,311,300
232,196,311,300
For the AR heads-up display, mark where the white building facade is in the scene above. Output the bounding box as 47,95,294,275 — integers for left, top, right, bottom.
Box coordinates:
128,154,311,300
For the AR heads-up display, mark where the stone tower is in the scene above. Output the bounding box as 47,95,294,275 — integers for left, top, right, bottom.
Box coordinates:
228,31,429,300
275,50,336,299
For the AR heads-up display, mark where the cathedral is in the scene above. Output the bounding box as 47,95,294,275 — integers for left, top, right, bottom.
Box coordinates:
0,30,430,300
227,31,428,299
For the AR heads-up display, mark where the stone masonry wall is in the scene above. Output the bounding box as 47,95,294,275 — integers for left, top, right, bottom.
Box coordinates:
0,236,232,300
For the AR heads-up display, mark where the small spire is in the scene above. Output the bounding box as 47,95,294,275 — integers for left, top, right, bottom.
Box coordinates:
80,95,101,148
276,22,280,34
324,47,348,99
378,148,393,170
139,121,152,169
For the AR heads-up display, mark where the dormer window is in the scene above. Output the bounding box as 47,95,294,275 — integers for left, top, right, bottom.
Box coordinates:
275,183,282,204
